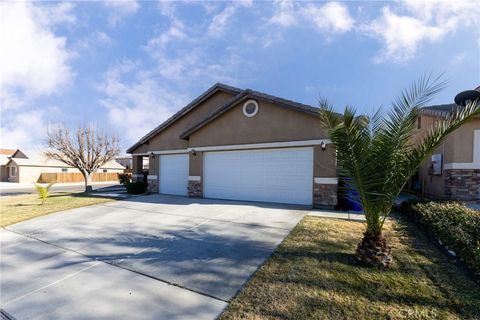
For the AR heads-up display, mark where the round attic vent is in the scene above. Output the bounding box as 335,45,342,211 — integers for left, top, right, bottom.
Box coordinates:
243,100,259,117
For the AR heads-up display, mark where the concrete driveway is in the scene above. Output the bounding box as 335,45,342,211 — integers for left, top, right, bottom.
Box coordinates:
0,195,306,319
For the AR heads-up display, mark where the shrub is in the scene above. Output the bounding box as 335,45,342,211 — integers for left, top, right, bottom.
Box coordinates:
34,183,54,204
125,181,147,194
118,173,131,186
402,201,480,275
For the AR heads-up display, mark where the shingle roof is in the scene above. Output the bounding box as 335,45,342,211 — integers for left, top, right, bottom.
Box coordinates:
0,149,16,156
421,103,460,118
126,83,242,153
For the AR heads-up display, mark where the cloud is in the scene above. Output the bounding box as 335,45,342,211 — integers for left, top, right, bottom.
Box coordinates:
0,1,74,149
33,2,77,28
363,0,479,63
0,1,73,102
75,31,115,52
208,1,252,37
268,0,296,27
268,1,353,33
451,52,466,66
302,2,354,33
103,0,140,26
98,60,188,145
0,110,47,149
145,21,186,49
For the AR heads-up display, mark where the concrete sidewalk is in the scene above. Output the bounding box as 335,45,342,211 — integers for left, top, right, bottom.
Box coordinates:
308,209,366,221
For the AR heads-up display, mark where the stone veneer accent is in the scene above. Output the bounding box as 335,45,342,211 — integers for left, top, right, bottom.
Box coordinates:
444,169,480,201
147,175,158,193
313,182,337,209
132,173,142,183
188,180,202,197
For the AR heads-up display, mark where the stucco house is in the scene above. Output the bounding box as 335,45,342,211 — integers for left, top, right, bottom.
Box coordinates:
413,103,480,201
0,148,18,181
127,83,337,208
3,150,124,183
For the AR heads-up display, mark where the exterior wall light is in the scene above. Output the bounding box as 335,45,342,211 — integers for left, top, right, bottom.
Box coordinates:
191,149,197,156
150,152,155,159
321,141,326,151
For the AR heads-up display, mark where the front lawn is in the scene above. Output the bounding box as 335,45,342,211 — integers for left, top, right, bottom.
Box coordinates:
0,192,113,227
221,216,480,320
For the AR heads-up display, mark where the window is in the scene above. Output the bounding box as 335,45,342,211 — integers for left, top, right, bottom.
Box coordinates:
429,153,443,175
243,100,259,117
103,169,108,173
61,168,68,172
10,166,17,176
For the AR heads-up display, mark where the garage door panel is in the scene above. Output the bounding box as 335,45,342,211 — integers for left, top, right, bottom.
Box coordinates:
159,154,188,196
204,148,313,205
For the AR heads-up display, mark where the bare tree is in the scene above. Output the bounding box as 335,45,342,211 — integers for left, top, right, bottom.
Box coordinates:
44,123,120,192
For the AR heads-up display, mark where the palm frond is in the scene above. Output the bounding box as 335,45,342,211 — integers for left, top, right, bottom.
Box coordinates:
319,74,478,237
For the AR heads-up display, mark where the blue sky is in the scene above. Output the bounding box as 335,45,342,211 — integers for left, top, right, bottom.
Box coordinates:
1,0,479,152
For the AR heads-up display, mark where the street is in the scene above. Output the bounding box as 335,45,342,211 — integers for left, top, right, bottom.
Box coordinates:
0,182,121,196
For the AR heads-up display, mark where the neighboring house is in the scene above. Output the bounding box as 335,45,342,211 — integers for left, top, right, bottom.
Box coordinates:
3,150,124,183
115,156,132,170
0,149,17,181
127,83,337,208
413,104,480,201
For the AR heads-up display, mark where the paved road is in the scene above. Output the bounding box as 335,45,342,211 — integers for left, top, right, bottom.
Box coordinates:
0,182,121,196
1,195,306,319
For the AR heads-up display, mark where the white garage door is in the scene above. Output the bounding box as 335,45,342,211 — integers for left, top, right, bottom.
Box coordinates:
159,154,189,196
204,147,313,205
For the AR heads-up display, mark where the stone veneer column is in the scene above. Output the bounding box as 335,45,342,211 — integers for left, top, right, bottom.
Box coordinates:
444,169,480,201
147,175,158,193
313,177,338,209
188,176,202,197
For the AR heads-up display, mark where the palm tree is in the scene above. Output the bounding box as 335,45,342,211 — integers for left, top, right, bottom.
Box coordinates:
319,76,480,268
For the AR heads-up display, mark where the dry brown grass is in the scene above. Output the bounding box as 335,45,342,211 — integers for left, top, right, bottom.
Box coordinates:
221,216,480,320
0,192,113,227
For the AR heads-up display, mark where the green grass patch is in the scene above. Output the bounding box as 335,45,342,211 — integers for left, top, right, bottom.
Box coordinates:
0,192,113,227
221,216,480,320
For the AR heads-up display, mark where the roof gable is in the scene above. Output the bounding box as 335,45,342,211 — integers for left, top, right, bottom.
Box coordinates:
126,83,242,153
9,149,28,159
180,89,320,139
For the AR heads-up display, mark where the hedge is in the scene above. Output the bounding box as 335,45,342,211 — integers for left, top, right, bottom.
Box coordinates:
125,181,147,194
400,201,480,277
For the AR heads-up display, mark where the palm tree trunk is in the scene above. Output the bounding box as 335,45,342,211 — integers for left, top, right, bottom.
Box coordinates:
356,210,392,268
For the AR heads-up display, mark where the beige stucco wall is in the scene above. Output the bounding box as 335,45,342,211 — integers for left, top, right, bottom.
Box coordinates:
416,115,480,199
189,152,203,176
416,115,480,163
448,119,479,163
188,100,327,147
0,165,7,181
313,145,336,177
149,155,159,176
5,164,19,182
130,91,236,154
